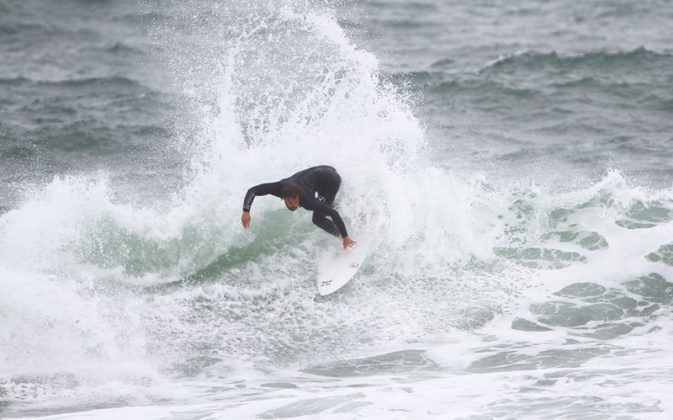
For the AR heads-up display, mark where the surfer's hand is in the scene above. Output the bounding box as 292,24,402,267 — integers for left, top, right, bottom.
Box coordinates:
343,236,356,249
241,211,251,228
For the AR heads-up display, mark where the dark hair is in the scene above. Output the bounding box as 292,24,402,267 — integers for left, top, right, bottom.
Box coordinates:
281,183,301,199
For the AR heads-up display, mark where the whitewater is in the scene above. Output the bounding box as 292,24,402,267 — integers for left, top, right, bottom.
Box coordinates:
2,0,673,418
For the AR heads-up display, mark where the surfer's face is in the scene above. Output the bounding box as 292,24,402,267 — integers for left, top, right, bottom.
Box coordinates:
283,196,299,211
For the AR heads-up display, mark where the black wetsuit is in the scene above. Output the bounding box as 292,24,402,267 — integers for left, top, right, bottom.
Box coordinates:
242,165,348,237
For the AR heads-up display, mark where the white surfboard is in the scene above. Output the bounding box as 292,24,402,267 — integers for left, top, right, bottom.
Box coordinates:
316,244,368,296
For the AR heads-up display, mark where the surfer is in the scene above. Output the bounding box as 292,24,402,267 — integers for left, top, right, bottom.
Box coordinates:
241,165,356,249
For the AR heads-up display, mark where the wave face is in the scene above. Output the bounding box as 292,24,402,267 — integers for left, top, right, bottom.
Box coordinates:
2,0,673,418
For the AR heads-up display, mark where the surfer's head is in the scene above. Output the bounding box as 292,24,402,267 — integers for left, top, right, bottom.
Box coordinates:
281,183,301,211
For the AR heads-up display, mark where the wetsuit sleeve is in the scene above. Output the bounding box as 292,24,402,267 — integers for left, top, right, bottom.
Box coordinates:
243,182,283,212
302,196,349,238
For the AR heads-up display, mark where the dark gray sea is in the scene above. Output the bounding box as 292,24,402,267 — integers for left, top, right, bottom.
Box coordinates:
2,1,673,418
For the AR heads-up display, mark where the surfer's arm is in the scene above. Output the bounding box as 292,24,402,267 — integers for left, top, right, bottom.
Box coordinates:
242,182,283,212
241,182,283,228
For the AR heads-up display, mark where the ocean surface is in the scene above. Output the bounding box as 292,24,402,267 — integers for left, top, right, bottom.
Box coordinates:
2,0,673,418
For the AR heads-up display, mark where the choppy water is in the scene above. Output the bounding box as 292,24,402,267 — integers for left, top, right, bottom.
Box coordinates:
1,0,673,418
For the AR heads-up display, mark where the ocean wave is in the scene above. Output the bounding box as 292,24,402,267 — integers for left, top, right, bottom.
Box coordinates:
434,79,540,98
105,41,143,55
386,71,542,99
39,76,143,89
0,75,143,90
390,49,672,110
0,77,32,86
383,70,444,87
0,22,47,36
477,47,673,75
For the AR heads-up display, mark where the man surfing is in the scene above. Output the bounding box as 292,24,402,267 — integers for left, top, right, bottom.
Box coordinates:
241,165,356,249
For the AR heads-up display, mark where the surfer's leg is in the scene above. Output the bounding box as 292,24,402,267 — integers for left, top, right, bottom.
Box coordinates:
318,170,341,206
312,211,340,237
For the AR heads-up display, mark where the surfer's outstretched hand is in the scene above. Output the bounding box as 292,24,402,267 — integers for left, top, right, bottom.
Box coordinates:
241,211,251,228
343,235,356,249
